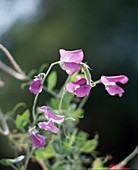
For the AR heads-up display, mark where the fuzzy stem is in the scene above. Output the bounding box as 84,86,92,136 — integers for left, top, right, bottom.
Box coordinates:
32,94,39,124
77,93,90,110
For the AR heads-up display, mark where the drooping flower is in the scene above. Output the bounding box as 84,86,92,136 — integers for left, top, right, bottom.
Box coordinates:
101,75,129,97
39,106,65,124
109,164,129,170
66,75,92,97
59,49,84,75
38,120,59,133
30,129,45,149
29,78,43,94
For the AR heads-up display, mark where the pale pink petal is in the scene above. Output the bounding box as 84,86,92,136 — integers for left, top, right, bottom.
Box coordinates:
38,120,59,133
66,83,80,93
106,85,124,97
61,62,81,75
101,75,129,85
59,49,84,64
75,85,92,97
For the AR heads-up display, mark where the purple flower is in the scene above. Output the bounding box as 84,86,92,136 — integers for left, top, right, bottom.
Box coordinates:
59,49,84,75
30,129,45,149
39,106,65,124
66,75,92,97
38,120,59,133
29,78,43,94
101,75,129,97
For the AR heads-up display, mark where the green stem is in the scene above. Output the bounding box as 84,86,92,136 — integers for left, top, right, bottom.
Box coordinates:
116,145,138,168
32,93,39,124
24,147,35,170
10,164,18,170
59,90,66,113
77,93,90,110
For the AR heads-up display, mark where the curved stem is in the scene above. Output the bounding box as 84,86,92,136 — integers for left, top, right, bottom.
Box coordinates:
59,90,66,113
0,44,26,80
32,94,39,124
116,145,138,168
24,147,35,170
77,94,90,110
0,108,9,135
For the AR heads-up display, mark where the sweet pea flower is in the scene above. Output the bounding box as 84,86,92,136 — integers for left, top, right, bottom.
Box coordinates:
30,129,45,149
59,49,84,75
66,75,92,97
39,106,65,124
38,120,59,133
101,75,129,97
29,78,43,94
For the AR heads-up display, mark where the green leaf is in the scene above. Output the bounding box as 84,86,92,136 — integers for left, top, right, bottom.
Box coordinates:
35,144,55,161
0,155,25,166
22,109,30,127
47,71,57,90
16,115,23,129
15,109,30,129
50,98,59,109
81,138,98,153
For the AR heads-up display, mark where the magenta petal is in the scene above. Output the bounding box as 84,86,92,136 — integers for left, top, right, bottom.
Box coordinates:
101,75,129,85
106,85,124,97
59,49,84,64
46,110,65,124
61,62,81,75
39,106,65,124
38,120,59,133
73,76,87,85
39,106,47,112
75,85,92,97
66,83,80,93
30,130,45,149
29,79,43,94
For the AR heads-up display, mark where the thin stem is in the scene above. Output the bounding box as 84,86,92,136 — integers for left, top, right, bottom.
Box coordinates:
10,163,18,170
43,85,58,98
0,60,25,80
0,108,9,135
77,93,90,110
0,44,25,76
59,90,66,113
24,147,35,170
32,94,39,124
43,61,60,83
116,145,138,168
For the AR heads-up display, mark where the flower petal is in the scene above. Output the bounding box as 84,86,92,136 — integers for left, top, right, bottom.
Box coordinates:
101,75,129,85
29,79,43,94
73,76,86,85
30,130,45,149
38,120,59,133
61,62,81,75
75,85,92,97
39,106,65,124
59,49,84,64
66,83,80,93
106,85,124,97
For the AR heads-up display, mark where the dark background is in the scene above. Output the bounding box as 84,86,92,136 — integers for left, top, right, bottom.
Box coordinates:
0,0,138,169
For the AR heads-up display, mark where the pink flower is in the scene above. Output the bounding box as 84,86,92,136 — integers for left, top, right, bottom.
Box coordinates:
59,49,84,75
29,78,43,94
38,120,59,133
30,129,45,149
109,164,129,170
66,75,92,97
101,75,129,97
39,106,65,124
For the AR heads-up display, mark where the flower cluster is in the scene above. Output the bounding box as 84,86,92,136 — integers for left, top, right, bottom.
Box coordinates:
29,48,129,148
30,106,65,148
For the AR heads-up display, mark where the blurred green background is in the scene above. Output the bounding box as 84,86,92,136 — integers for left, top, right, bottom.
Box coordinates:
0,0,138,169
